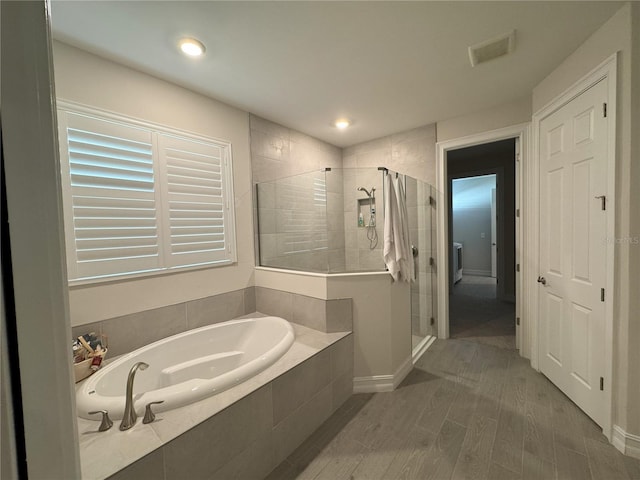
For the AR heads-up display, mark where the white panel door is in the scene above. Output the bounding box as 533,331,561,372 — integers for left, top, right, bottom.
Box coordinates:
538,78,608,426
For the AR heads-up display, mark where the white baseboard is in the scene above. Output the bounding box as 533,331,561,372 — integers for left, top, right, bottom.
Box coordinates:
353,356,413,394
412,335,436,364
463,269,492,277
612,425,640,459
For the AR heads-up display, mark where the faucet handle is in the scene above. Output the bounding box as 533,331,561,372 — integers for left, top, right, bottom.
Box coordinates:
142,401,164,424
88,410,113,432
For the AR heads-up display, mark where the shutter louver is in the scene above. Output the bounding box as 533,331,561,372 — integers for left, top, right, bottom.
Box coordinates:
63,113,161,279
158,135,232,267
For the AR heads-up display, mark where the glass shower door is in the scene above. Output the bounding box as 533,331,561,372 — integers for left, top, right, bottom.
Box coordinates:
408,177,438,358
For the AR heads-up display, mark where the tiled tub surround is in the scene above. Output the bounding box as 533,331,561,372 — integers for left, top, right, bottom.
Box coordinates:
77,317,353,480
72,287,257,358
71,284,351,357
255,286,352,333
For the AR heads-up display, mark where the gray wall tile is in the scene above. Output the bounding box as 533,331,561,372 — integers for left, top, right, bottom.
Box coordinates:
164,384,273,480
331,371,354,413
330,334,354,380
257,207,276,234
107,448,165,480
272,348,331,425
326,298,353,333
103,303,187,357
272,383,333,466
291,294,326,332
255,287,293,320
244,286,256,314
71,322,102,344
211,431,274,480
186,290,244,329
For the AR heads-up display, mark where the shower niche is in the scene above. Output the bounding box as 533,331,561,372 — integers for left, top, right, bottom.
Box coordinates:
357,197,376,227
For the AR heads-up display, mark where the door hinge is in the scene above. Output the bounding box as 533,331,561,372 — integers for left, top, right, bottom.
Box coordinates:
600,377,604,391
516,263,520,272
516,208,520,218
429,196,435,206
430,317,435,326
429,257,435,266
603,103,607,118
601,288,605,302
516,317,520,326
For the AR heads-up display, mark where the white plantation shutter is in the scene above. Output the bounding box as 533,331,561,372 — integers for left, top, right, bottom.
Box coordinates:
58,105,236,283
158,134,234,267
60,112,161,279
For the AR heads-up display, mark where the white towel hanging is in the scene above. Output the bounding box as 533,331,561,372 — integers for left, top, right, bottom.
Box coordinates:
383,173,401,281
383,172,414,282
395,175,415,282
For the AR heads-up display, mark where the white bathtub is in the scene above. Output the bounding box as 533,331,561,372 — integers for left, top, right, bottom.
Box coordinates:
76,316,295,420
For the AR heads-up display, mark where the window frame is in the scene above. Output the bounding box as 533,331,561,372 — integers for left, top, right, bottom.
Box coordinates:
57,100,237,286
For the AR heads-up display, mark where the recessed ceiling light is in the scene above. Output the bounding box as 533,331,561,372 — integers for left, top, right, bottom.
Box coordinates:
334,119,351,130
179,38,206,57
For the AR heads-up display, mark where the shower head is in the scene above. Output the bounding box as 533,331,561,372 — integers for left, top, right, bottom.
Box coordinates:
358,187,372,197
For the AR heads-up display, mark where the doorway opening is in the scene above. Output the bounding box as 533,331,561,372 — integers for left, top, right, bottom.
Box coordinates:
447,139,517,350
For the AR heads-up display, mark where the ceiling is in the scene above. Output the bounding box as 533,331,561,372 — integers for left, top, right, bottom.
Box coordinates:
50,1,621,148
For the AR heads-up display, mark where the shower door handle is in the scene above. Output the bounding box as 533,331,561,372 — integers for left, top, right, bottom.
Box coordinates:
411,245,418,258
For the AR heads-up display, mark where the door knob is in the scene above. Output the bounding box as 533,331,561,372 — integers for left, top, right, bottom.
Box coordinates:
537,276,547,285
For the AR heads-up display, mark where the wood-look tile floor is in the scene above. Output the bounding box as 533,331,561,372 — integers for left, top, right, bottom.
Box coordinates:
266,337,640,479
450,275,516,350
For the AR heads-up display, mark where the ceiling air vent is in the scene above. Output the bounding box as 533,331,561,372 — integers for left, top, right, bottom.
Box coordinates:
468,30,516,67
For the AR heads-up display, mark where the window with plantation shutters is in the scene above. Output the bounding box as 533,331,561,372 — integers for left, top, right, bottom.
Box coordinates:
57,104,236,283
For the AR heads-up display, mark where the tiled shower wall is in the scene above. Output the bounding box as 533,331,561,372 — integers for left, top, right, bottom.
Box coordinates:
342,124,437,272
251,115,345,272
342,124,437,186
342,167,385,271
257,170,345,272
344,125,438,331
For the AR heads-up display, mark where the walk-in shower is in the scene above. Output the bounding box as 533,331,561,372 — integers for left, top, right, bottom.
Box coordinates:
255,167,440,356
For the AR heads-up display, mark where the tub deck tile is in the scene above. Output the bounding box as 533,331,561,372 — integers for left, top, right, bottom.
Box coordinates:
77,316,352,480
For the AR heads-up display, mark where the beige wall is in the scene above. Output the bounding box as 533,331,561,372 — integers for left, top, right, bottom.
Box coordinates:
327,275,411,378
53,42,256,325
436,95,532,143
533,3,638,437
